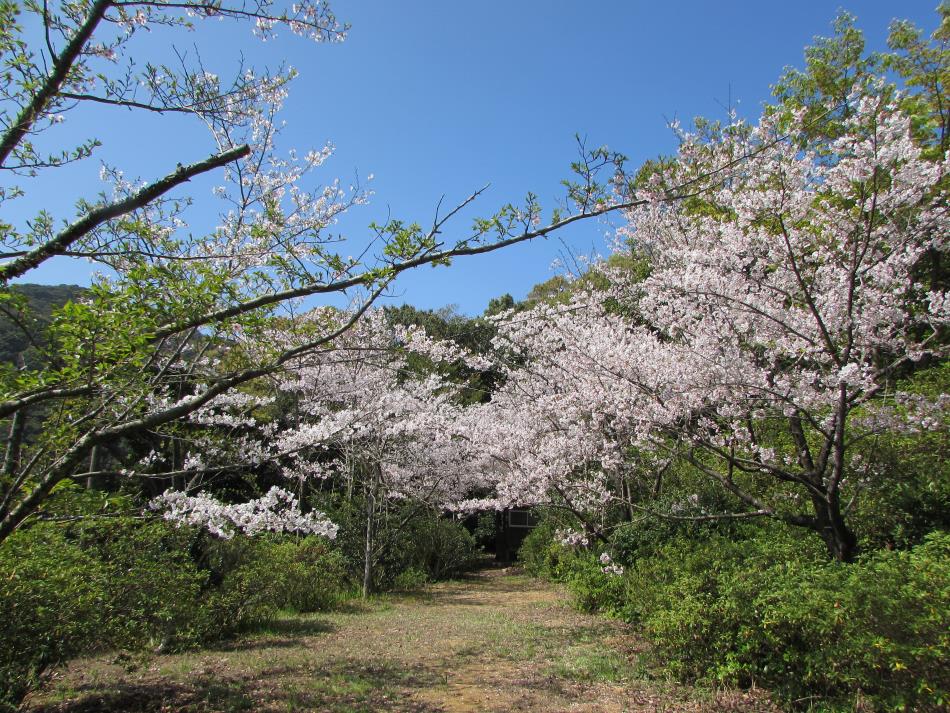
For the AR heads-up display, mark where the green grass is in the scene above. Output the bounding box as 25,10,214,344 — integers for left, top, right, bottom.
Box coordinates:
548,648,639,683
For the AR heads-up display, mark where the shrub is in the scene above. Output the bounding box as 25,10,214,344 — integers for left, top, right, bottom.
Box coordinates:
406,516,478,580
393,566,429,591
849,428,950,551
0,518,219,710
202,534,350,633
524,517,949,710
0,525,108,712
626,529,950,711
277,537,350,612
519,523,629,617
518,520,569,578
563,554,628,617
0,520,351,709
71,519,210,649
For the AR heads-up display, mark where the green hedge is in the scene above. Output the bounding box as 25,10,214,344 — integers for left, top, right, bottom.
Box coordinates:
202,534,350,632
527,524,950,711
632,531,949,711
0,521,350,711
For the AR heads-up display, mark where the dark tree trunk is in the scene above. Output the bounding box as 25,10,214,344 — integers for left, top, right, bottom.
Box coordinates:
362,479,375,598
790,407,859,562
809,491,858,562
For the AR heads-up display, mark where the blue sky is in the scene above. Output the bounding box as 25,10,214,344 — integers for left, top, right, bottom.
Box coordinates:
10,1,942,315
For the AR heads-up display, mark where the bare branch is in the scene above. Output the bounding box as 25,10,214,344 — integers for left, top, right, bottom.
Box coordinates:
0,0,113,168
0,145,250,282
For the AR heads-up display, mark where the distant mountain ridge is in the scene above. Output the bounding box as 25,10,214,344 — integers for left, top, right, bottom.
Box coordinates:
0,284,87,365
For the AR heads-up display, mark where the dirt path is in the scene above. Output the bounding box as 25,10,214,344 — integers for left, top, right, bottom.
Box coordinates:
26,568,776,712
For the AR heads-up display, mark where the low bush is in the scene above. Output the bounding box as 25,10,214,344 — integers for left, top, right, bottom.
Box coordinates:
406,516,479,580
203,534,350,633
0,525,108,712
72,519,211,649
0,519,210,711
0,520,351,710
393,566,429,591
547,522,950,711
519,520,571,578
562,554,628,617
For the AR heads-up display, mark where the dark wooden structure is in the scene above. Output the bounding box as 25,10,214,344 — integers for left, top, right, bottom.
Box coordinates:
495,508,539,562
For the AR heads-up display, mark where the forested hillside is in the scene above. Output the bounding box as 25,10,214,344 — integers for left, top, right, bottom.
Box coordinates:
0,285,86,365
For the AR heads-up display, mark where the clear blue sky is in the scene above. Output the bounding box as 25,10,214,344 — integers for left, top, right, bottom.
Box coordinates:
12,1,942,315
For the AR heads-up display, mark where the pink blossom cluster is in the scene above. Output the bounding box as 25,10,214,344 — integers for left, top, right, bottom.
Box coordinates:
556,528,590,547
599,552,623,576
152,486,338,539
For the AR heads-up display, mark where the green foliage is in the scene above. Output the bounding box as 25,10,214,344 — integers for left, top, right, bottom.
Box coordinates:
0,520,352,710
384,302,500,405
524,274,571,305
845,364,950,551
769,4,950,195
373,220,433,262
849,427,950,551
0,524,108,712
484,293,515,316
471,511,498,550
562,555,627,618
770,11,879,146
323,497,479,591
608,517,695,565
69,519,211,650
883,4,950,158
0,520,210,711
630,530,949,711
392,566,429,591
0,284,86,366
535,520,950,712
518,520,570,579
202,535,350,632
522,473,950,713
407,516,479,580
516,250,651,319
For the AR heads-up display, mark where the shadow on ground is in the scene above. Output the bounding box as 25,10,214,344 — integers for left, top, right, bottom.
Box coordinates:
30,659,446,713
209,616,338,650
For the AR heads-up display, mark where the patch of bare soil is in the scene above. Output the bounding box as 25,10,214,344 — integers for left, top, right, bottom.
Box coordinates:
24,567,779,712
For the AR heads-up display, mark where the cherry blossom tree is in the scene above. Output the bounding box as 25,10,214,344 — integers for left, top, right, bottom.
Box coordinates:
450,295,655,543
265,310,485,594
621,86,947,560
455,80,948,562
0,0,658,542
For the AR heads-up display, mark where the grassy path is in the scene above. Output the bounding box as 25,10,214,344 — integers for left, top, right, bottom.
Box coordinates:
26,568,777,712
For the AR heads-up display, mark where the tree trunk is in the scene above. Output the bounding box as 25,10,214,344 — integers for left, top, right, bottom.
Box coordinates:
823,388,859,562
790,403,859,562
810,490,858,562
85,445,102,490
1,408,25,481
822,511,858,562
362,482,375,598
